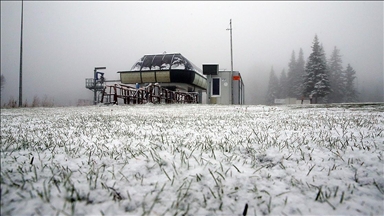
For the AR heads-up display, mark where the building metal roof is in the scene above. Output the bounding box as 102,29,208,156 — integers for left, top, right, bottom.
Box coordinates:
130,53,202,74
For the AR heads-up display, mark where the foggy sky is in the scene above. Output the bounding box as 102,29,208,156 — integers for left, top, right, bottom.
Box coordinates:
1,1,383,106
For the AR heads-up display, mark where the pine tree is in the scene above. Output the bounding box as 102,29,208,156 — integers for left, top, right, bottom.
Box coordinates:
328,46,344,103
265,67,279,105
278,69,288,99
294,48,305,98
287,51,296,98
303,35,331,104
343,64,358,102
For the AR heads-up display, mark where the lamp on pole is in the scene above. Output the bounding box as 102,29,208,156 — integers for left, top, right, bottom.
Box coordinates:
19,0,24,107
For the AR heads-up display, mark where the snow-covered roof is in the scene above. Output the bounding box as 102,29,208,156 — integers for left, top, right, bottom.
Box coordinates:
130,53,202,74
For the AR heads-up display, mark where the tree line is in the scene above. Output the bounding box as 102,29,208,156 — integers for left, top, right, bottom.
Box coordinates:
2,95,55,108
1,74,57,108
266,35,358,104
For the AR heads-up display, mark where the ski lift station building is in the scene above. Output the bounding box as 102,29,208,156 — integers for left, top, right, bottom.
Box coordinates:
117,53,245,105
118,53,206,92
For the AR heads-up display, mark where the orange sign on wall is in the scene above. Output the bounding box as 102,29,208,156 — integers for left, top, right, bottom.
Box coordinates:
233,75,241,80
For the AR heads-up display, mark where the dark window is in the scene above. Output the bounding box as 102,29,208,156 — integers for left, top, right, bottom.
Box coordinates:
203,64,218,75
212,78,220,96
141,55,155,70
151,55,164,70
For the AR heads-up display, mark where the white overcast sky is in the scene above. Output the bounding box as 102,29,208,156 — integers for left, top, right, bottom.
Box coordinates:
1,1,383,105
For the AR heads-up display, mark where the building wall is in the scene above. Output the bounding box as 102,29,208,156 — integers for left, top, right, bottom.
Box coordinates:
232,71,244,105
207,71,244,105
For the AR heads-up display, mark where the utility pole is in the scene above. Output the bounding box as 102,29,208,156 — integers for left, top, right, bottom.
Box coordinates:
228,19,233,76
226,19,233,104
19,0,24,107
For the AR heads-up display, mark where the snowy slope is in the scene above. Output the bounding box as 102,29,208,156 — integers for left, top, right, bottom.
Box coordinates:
1,104,383,215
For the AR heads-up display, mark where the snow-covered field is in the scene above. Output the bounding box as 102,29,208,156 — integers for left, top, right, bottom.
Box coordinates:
1,104,383,215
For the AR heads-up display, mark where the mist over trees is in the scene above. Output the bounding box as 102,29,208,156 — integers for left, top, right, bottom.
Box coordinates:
265,67,279,105
278,69,288,99
266,35,359,104
328,46,344,103
287,49,305,99
343,64,358,102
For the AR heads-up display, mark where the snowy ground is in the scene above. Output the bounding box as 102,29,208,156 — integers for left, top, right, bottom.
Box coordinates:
1,103,383,215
